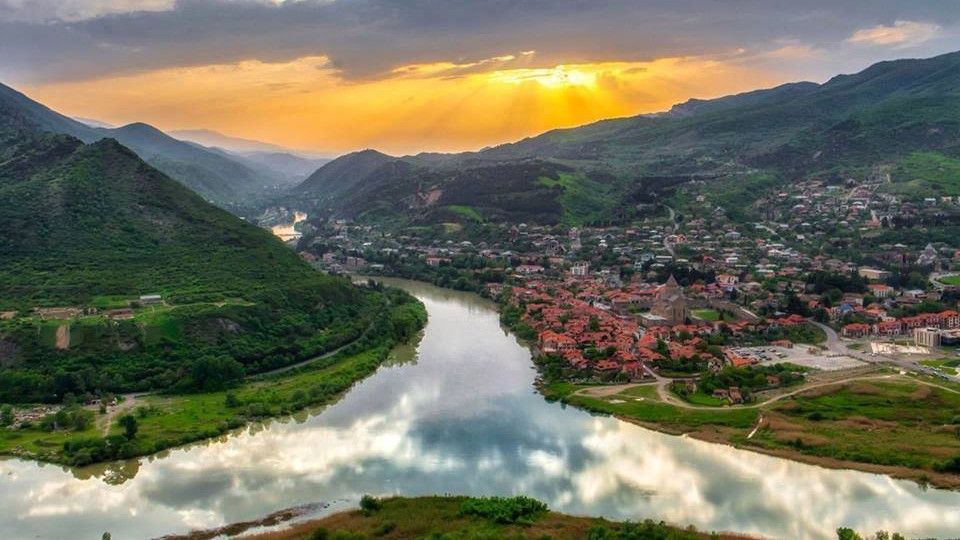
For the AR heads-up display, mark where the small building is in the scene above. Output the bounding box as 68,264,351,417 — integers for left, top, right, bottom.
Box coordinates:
139,294,163,305
914,327,942,348
857,267,891,282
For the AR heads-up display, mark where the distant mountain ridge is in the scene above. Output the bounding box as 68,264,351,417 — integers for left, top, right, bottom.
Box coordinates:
289,50,960,227
0,83,275,204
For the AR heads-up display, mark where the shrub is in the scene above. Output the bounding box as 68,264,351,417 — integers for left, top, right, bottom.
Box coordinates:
458,496,548,524
359,495,383,514
372,520,396,536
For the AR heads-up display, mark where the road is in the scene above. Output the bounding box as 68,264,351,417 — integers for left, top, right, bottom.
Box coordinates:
810,321,960,382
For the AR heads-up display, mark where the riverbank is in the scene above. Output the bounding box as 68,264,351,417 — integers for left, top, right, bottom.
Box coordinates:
0,289,427,466
545,372,960,490
237,496,760,540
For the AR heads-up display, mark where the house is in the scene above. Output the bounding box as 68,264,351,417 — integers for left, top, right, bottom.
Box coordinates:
139,294,162,305
539,330,577,354
841,323,871,338
570,261,590,277
516,264,545,275
867,284,895,299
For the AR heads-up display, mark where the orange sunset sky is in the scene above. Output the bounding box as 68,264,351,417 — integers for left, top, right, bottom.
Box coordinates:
3,1,959,155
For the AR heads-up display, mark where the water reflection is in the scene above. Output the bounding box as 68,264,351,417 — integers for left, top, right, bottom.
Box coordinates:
270,211,307,241
2,280,960,540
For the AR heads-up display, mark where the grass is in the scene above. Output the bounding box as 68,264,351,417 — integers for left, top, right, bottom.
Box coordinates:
692,309,721,321
567,392,758,433
241,496,752,540
691,309,737,323
882,152,960,199
752,378,960,477
941,275,960,286
555,375,960,488
444,205,484,222
536,172,618,226
683,393,727,407
920,358,960,375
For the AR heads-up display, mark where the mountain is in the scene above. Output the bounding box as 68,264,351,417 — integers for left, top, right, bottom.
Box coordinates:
293,149,397,200
72,116,115,129
230,151,330,185
171,128,291,154
289,50,960,228
0,83,272,204
0,103,370,402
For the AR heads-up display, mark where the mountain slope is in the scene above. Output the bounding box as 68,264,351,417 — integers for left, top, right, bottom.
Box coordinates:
0,107,376,402
289,50,960,228
293,149,396,200
0,83,270,204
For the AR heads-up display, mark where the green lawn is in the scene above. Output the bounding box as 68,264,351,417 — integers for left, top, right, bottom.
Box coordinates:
692,309,721,321
941,275,960,286
683,392,727,407
920,358,960,375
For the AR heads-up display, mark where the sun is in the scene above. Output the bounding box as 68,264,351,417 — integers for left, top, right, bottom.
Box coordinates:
486,65,598,89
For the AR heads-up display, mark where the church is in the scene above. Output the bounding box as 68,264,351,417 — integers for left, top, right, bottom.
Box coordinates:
639,275,688,326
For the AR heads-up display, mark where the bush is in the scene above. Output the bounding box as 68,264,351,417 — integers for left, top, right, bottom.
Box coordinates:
359,495,383,514
306,529,329,540
372,520,396,536
458,496,548,524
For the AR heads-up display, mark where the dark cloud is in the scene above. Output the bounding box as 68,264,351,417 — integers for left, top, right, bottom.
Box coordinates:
1,0,959,84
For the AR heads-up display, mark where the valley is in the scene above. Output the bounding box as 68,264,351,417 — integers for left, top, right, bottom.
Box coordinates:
1,27,960,540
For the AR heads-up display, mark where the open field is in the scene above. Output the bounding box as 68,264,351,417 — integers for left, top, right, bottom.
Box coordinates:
553,373,960,489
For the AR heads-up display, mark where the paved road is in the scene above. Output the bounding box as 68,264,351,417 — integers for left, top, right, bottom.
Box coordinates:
810,321,960,382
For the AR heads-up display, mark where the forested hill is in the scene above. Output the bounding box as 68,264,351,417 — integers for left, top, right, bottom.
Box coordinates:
0,119,324,306
0,106,383,403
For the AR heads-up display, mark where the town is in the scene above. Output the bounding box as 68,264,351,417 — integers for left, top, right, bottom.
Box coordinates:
277,168,960,404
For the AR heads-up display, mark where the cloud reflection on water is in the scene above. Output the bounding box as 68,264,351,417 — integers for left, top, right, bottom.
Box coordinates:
2,280,960,540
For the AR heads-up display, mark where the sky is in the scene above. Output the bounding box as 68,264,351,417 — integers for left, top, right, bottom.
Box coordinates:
1,0,959,155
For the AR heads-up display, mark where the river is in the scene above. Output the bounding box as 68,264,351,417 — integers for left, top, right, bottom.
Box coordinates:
2,279,960,540
270,211,308,242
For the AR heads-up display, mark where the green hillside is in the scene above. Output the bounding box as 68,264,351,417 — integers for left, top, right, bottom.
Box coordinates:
0,112,381,403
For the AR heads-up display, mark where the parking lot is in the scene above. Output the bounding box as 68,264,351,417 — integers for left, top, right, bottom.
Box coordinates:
732,346,868,371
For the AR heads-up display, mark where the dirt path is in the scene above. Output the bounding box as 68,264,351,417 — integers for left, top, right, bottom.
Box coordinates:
95,393,144,435
54,325,69,349
572,372,926,411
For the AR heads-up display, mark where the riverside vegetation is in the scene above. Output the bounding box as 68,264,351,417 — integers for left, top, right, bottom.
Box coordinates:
238,496,906,540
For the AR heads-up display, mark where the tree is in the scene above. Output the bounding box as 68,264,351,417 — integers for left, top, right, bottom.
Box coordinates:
0,405,13,427
837,528,863,540
188,355,245,391
118,414,138,440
